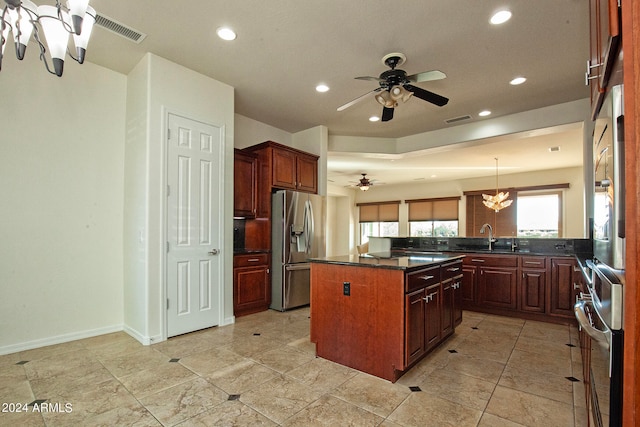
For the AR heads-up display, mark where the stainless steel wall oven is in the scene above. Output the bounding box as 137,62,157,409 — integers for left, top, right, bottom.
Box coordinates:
575,84,625,427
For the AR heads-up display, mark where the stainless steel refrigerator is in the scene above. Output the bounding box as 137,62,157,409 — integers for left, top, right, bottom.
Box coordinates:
271,190,326,311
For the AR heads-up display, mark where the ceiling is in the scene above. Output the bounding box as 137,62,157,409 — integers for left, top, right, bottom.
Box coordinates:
81,0,589,187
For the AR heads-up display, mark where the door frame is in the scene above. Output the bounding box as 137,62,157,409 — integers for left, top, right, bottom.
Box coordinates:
160,108,228,341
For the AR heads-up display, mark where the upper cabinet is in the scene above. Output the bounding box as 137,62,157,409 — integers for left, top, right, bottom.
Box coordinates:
234,149,258,218
244,141,319,218
587,0,622,118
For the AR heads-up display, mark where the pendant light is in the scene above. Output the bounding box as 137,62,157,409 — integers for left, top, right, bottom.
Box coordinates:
482,157,513,212
0,0,97,76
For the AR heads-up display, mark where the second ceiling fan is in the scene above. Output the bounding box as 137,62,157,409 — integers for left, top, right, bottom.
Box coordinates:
337,53,449,122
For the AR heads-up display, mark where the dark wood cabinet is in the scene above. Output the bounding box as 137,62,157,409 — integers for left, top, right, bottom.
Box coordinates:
244,141,319,219
461,253,577,324
310,259,462,382
588,0,621,118
549,257,578,318
405,289,426,366
460,263,477,307
233,149,258,218
520,256,546,313
471,255,518,310
233,253,270,317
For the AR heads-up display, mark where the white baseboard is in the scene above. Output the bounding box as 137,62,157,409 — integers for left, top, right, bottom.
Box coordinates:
123,325,163,346
221,316,235,327
0,324,124,356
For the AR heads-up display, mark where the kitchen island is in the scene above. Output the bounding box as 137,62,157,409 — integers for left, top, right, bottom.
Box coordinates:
309,252,464,382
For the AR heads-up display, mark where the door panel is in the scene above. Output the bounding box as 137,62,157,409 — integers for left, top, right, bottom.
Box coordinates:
167,114,222,337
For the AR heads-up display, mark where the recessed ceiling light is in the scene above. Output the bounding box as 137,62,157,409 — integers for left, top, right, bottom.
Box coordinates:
490,10,512,25
510,76,527,85
315,84,329,93
216,27,237,41
369,116,380,122
430,174,437,178
479,110,492,117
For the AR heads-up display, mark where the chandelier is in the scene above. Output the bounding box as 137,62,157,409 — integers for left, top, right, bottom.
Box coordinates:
1,0,96,76
482,157,513,212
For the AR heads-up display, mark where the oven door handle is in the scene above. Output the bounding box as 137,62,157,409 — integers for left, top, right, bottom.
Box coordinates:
574,299,610,349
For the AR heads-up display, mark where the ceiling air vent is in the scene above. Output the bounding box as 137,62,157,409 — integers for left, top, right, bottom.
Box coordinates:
444,115,472,124
95,14,147,44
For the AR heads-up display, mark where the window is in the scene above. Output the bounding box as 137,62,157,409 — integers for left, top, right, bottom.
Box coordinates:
358,201,400,244
517,191,562,237
465,184,567,238
407,197,460,237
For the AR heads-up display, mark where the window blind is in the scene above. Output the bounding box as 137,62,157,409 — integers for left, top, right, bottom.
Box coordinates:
357,201,400,222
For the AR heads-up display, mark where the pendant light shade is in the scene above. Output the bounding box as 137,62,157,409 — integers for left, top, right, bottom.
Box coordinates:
37,5,70,76
7,0,36,59
66,0,88,35
482,158,513,212
71,4,94,63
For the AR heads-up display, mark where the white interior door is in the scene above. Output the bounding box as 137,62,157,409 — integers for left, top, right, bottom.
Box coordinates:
166,113,222,337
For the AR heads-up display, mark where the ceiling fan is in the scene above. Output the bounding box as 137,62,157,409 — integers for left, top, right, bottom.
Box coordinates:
337,52,449,122
350,173,376,191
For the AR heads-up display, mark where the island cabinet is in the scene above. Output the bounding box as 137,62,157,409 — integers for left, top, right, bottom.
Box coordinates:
310,256,463,382
233,253,270,317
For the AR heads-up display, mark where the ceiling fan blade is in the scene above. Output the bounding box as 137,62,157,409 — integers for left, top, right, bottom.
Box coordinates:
381,106,394,122
337,88,382,111
405,84,449,107
355,76,383,82
406,70,446,83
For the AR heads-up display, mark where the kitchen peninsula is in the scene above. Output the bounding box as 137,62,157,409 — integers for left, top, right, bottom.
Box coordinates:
309,252,464,382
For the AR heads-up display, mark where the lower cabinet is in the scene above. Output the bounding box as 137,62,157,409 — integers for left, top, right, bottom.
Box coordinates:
233,253,270,317
520,256,547,313
461,253,578,323
549,257,579,317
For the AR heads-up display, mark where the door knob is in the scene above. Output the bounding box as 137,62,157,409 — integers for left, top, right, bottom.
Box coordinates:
208,249,219,255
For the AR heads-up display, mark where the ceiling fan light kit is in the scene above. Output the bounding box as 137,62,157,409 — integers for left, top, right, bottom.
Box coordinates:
357,173,372,191
337,52,449,122
0,0,97,76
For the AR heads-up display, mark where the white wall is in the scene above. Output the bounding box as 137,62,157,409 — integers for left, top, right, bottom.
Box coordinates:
0,52,127,353
123,54,235,344
234,114,292,149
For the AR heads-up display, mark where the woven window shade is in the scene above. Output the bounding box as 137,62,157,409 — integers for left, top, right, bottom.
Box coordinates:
358,202,400,222
407,198,459,221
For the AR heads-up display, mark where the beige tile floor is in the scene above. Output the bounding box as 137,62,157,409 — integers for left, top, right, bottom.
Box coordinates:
0,309,588,426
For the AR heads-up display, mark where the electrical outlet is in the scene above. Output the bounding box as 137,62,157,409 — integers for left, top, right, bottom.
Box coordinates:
343,282,350,296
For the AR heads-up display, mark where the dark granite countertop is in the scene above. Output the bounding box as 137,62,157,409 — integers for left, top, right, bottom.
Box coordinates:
309,251,464,271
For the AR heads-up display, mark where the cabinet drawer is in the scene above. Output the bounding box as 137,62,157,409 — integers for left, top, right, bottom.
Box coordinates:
406,266,440,293
522,256,546,269
465,255,518,267
234,253,269,267
442,260,463,280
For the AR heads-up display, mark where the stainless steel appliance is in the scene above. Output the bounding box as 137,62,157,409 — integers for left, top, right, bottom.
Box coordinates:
575,84,625,427
271,190,326,311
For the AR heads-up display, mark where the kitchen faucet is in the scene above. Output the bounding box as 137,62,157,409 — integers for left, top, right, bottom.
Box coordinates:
479,223,496,251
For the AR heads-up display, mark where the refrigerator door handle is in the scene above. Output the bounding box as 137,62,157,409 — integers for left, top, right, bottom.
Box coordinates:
285,263,311,271
304,200,314,254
